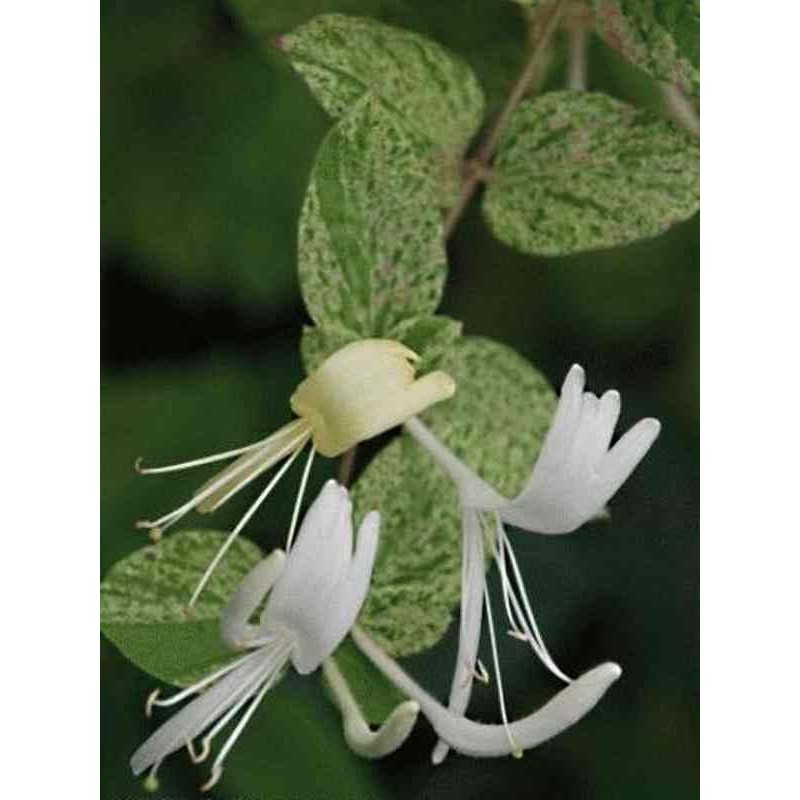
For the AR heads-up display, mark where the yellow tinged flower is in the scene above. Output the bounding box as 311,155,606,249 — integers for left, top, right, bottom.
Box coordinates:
291,339,455,457
136,338,455,605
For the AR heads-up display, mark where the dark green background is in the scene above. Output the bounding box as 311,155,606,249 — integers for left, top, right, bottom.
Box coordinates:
101,1,698,797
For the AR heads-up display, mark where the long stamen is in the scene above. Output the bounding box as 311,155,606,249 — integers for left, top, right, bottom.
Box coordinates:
200,642,292,792
286,445,316,552
135,420,307,475
497,523,572,684
202,429,311,512
145,651,260,717
483,584,522,759
137,428,308,540
192,650,285,764
188,442,307,607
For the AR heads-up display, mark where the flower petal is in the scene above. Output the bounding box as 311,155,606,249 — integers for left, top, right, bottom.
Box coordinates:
322,657,419,759
597,417,661,498
290,511,381,674
352,626,621,760
220,549,285,649
432,509,485,765
265,481,348,623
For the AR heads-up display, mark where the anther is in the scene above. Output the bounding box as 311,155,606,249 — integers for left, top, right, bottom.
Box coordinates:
149,527,162,544
474,659,490,684
134,457,146,474
143,765,160,793
187,739,211,764
200,764,223,792
145,688,160,719
507,629,531,643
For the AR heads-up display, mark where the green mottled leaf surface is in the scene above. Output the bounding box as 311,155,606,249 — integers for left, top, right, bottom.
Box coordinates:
352,336,557,657
101,530,263,686
298,95,448,335
483,90,699,257
592,0,699,94
282,14,485,161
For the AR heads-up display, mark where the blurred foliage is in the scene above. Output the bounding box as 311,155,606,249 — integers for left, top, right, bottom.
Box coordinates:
102,0,698,797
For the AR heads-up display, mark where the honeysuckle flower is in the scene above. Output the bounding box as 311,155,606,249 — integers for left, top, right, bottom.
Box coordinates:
404,364,660,763
135,339,454,605
351,625,622,759
131,480,381,790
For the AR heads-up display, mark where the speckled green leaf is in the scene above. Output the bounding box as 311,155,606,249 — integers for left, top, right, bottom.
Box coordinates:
483,90,699,257
352,336,557,657
387,315,463,372
298,95,448,335
591,0,699,95
301,315,462,375
282,14,485,165
100,530,263,687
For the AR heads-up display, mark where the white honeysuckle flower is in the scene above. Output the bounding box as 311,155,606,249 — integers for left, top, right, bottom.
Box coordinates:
352,625,622,759
135,338,455,606
404,364,660,763
131,481,381,791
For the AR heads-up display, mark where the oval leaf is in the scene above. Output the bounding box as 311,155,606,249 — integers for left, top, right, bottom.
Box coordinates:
100,530,263,686
282,14,485,161
592,0,699,95
483,90,700,257
352,336,557,657
298,95,448,335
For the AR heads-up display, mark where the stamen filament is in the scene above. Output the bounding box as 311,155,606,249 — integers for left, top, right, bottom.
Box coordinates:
136,420,307,475
286,445,316,552
201,429,311,512
145,651,259,717
497,523,572,684
136,427,309,537
201,642,292,792
474,659,490,684
188,442,307,607
135,442,263,475
483,583,522,759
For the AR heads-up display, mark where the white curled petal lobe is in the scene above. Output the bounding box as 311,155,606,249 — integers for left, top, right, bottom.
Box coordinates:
221,550,285,649
290,510,381,674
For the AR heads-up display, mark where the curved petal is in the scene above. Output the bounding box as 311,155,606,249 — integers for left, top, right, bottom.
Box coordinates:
265,481,349,622
290,511,381,674
130,649,271,776
597,418,661,498
221,549,285,649
432,510,485,765
352,626,621,760
322,657,419,759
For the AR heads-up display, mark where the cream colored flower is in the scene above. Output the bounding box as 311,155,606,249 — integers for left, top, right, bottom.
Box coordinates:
135,339,454,605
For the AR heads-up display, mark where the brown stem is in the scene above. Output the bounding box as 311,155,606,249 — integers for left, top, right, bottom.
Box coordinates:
338,446,357,486
443,0,568,238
